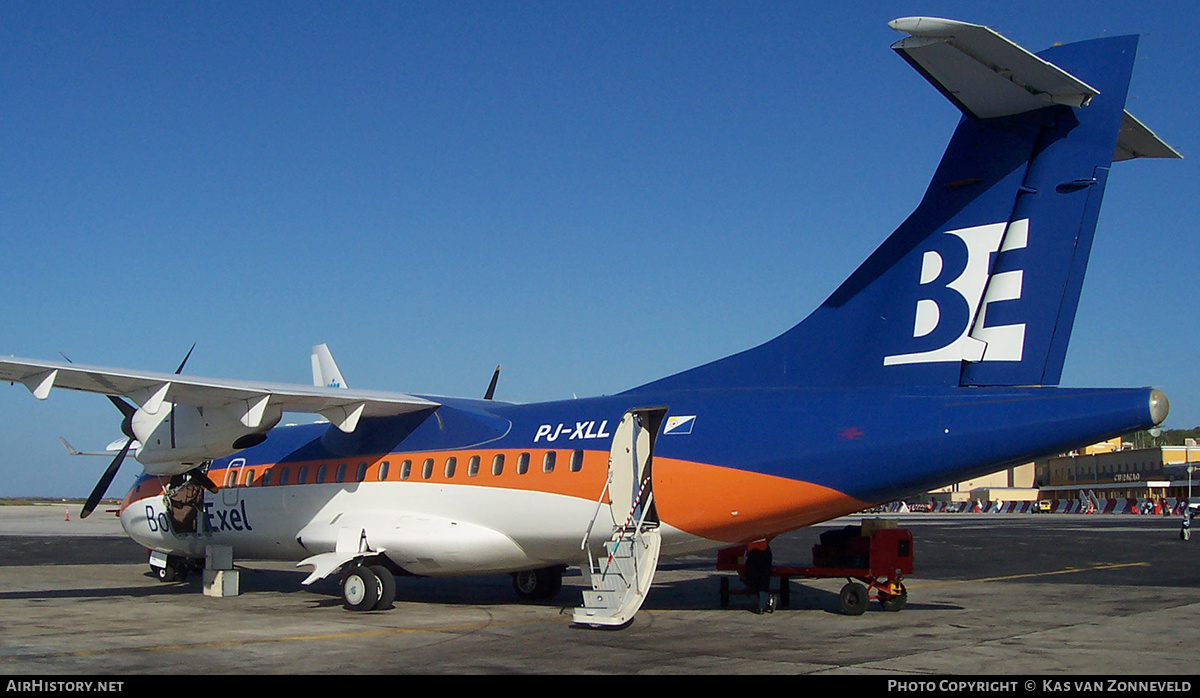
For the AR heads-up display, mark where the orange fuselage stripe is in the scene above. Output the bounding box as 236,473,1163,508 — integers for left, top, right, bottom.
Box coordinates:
124,450,866,544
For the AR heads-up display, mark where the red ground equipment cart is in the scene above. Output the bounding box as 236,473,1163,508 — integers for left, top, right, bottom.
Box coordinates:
717,519,914,615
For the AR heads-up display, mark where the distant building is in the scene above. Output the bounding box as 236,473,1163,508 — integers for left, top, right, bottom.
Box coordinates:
926,437,1200,505
928,462,1037,504
1036,438,1200,502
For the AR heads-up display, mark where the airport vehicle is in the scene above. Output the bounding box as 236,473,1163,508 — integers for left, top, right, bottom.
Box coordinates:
717,521,914,615
0,18,1179,626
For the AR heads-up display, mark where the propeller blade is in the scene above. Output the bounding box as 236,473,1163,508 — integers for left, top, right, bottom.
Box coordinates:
105,396,137,439
484,365,500,400
107,395,136,419
81,438,132,519
174,343,197,375
199,474,219,493
187,468,220,494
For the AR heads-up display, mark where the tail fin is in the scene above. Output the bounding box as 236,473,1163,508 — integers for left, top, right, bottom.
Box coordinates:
311,344,348,390
634,19,1178,393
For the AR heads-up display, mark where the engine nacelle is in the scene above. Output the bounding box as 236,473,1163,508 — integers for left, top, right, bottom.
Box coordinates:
132,400,282,473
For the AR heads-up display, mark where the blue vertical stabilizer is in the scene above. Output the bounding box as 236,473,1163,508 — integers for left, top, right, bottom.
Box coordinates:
633,28,1171,394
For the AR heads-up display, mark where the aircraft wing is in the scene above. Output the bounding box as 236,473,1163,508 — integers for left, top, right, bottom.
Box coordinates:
0,356,439,433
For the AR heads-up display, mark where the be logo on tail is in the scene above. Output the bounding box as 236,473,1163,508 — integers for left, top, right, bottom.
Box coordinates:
884,220,1028,366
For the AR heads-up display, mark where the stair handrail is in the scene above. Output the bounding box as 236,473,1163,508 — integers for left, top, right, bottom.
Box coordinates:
600,475,653,575
580,471,613,552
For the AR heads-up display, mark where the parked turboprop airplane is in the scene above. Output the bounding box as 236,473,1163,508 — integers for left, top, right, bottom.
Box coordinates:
0,18,1180,625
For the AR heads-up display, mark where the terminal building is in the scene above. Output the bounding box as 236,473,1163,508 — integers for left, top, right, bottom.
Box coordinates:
927,437,1200,508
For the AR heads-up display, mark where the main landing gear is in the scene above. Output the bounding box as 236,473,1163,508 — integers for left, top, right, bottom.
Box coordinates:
339,565,563,610
511,566,564,601
340,564,397,612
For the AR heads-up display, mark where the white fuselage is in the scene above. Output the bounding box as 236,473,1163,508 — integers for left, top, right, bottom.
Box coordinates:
120,480,714,576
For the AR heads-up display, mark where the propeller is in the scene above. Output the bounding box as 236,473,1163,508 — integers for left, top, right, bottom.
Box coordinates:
81,437,133,518
484,365,500,400
166,343,219,494
81,391,140,518
57,352,136,518
168,343,195,450
76,344,205,518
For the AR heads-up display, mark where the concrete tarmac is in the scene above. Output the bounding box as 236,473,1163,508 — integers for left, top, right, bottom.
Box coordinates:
0,504,1197,675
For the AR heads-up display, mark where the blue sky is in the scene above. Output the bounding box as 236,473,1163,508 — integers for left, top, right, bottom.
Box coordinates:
1,2,1197,497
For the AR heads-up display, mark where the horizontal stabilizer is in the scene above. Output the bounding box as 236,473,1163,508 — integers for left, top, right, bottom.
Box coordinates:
1115,111,1182,161
889,16,1099,119
58,437,126,457
890,17,1180,164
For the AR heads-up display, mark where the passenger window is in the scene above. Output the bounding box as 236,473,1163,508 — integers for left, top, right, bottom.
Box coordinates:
356,462,368,482
316,465,327,483
335,463,347,483
401,460,412,480
298,465,308,484
279,467,289,486
261,469,271,487
444,457,457,478
468,455,480,477
244,470,255,487
543,451,556,473
570,449,584,472
517,452,530,475
378,461,390,481
492,454,505,476
422,458,434,479
226,470,238,488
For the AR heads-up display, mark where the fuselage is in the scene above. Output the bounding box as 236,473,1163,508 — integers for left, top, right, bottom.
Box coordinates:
119,384,1164,575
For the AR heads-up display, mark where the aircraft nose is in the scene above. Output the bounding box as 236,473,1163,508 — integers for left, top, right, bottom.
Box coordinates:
1149,389,1170,426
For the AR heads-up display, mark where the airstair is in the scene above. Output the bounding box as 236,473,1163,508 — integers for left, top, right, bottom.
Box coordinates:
574,408,666,627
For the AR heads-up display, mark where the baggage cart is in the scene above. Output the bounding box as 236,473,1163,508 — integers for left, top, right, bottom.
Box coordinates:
717,521,913,615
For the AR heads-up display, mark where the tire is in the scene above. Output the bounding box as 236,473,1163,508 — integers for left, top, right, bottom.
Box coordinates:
155,556,189,583
512,567,562,601
880,583,907,612
839,582,868,616
369,564,396,610
342,566,380,611
512,569,541,599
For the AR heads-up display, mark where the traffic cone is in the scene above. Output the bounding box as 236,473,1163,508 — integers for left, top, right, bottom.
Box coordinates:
64,509,70,521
